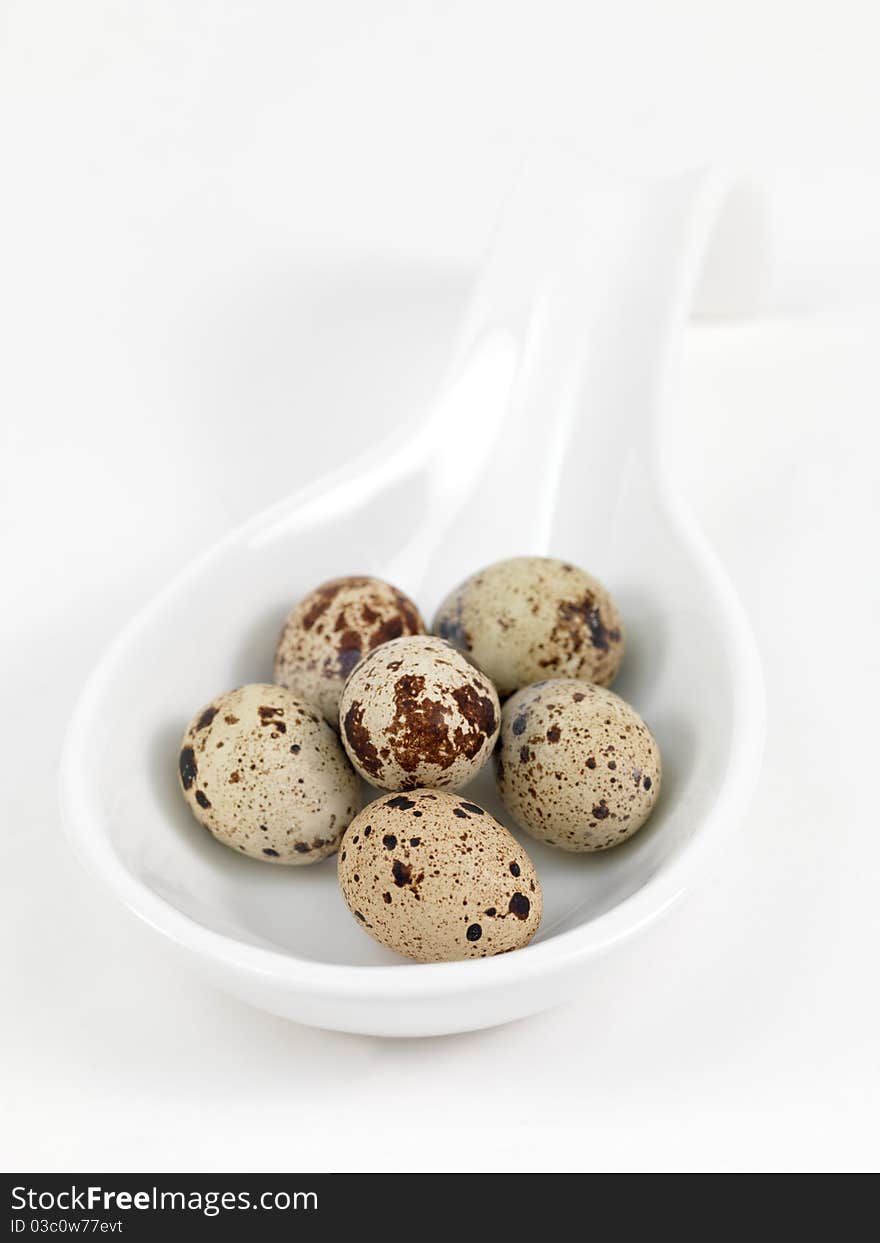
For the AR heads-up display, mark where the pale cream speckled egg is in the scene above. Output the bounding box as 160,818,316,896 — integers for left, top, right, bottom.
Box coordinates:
274,575,426,725
338,635,500,791
496,679,661,852
178,683,360,864
337,789,542,961
433,556,624,697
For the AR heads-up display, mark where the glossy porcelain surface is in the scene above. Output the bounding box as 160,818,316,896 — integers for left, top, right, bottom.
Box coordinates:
60,161,765,1036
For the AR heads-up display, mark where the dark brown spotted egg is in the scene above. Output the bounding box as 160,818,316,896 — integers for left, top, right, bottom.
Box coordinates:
178,684,359,864
274,575,426,726
338,635,500,791
496,679,661,851
433,556,624,697
338,789,542,961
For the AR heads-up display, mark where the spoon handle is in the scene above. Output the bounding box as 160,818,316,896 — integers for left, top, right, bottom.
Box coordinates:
393,157,763,597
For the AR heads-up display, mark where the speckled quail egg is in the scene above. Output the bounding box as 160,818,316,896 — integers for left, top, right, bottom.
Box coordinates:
434,556,624,697
178,683,360,864
496,679,661,851
338,635,500,791
337,789,542,961
274,575,426,725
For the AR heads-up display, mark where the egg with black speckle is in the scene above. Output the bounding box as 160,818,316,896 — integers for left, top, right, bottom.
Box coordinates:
274,575,426,726
433,556,624,697
177,684,360,863
337,789,542,961
338,634,500,791
496,678,661,851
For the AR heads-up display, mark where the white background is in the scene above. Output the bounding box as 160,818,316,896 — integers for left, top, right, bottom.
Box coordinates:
2,0,879,1172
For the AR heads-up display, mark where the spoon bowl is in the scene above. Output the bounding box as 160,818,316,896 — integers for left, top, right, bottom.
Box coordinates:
60,160,765,1036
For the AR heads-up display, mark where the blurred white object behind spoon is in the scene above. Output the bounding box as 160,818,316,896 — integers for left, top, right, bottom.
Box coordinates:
60,156,766,1036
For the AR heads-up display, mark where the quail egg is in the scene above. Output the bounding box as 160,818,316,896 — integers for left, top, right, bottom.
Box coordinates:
339,635,500,791
496,678,661,851
274,575,426,725
177,683,359,863
337,789,542,961
434,556,624,697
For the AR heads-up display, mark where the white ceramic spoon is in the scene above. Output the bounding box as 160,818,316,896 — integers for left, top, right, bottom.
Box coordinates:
60,157,765,1037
